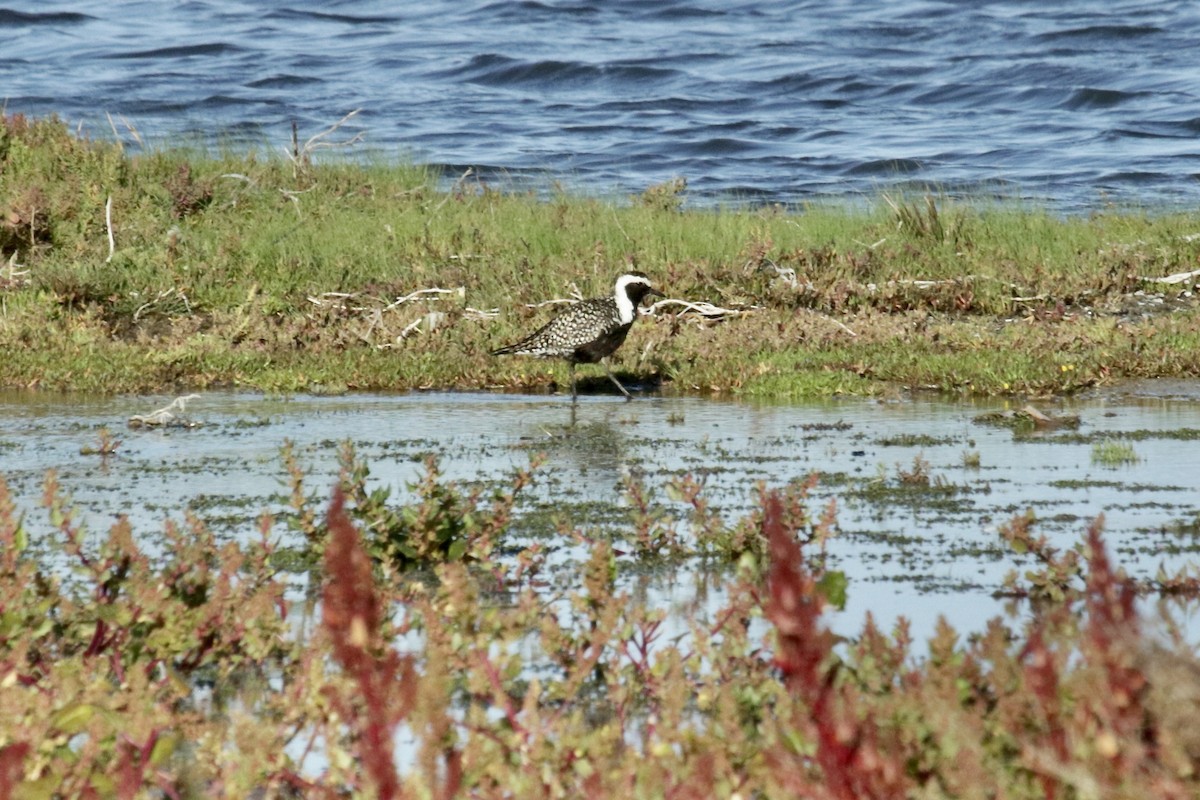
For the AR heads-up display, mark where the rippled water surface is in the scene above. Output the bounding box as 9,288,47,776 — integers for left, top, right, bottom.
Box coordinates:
2,388,1199,639
4,1,1200,211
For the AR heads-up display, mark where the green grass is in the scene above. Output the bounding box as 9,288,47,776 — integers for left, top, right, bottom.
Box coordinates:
1092,438,1141,467
4,113,1200,396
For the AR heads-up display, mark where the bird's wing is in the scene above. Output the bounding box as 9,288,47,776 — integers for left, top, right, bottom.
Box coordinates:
496,300,619,355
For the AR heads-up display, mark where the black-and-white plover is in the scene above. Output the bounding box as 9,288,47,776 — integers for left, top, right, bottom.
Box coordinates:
491,272,663,400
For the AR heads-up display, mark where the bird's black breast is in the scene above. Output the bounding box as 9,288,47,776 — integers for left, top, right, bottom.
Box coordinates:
571,322,632,364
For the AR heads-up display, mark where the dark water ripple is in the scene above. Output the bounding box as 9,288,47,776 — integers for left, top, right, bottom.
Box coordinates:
4,0,1200,212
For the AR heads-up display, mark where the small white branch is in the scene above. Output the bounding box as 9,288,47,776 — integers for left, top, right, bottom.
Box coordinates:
307,287,462,312
1,252,29,285
285,109,365,169
306,286,469,348
127,394,201,428
398,318,423,339
382,287,461,312
1141,267,1200,285
105,195,115,262
646,298,754,318
279,185,316,218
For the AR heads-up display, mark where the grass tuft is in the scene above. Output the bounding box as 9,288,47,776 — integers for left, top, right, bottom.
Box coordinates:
1092,438,1140,467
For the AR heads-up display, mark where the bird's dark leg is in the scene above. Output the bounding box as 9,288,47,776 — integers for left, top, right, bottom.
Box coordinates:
602,359,633,401
569,362,578,403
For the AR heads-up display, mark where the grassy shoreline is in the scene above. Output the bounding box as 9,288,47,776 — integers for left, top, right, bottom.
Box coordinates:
3,114,1200,397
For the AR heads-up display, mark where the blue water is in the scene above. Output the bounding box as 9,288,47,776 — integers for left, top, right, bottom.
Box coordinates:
4,1,1200,211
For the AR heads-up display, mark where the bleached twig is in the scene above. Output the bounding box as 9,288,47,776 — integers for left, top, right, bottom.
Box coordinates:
804,309,857,337
873,275,989,290
524,284,585,309
1,252,29,285
370,316,428,350
285,109,365,168
280,185,317,218
646,298,755,318
309,291,356,303
1140,267,1200,286
127,394,202,428
104,195,115,262
381,287,461,312
307,286,467,349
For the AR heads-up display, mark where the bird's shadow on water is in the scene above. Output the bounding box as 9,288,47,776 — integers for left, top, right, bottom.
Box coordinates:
572,371,663,399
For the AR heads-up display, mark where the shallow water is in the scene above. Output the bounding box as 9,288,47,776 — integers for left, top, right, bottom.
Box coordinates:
2,387,1199,641
4,1,1200,212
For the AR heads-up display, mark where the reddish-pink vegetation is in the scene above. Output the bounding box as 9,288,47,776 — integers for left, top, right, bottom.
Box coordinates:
0,744,31,800
321,487,417,800
115,730,170,800
763,490,909,799
1015,515,1188,798
1019,623,1069,800
320,487,462,800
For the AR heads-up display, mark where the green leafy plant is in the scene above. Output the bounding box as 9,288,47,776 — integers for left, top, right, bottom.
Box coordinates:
997,509,1084,601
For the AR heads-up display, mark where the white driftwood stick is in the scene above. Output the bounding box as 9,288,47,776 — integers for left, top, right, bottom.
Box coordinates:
1142,268,1200,285
105,196,115,262
378,288,458,314
127,394,201,427
646,298,752,317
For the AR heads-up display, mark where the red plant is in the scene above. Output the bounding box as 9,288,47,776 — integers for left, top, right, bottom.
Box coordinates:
763,490,909,800
322,487,418,800
1019,622,1069,800
115,730,175,800
1078,516,1171,792
1019,517,1192,799
0,743,30,800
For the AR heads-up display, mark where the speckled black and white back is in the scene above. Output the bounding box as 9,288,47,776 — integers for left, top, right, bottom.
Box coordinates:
492,272,660,365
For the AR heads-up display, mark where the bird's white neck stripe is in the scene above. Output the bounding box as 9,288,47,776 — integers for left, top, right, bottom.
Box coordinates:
615,290,635,324
613,274,643,325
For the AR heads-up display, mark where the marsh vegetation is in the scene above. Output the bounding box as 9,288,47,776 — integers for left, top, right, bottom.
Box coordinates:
5,114,1200,796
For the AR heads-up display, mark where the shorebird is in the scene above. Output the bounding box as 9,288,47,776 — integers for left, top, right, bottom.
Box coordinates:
491,272,663,401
